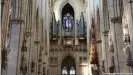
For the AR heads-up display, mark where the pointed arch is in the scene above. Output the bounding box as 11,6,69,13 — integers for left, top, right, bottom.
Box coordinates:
61,56,76,75
62,3,75,32
62,3,74,18
53,0,84,21
59,0,76,14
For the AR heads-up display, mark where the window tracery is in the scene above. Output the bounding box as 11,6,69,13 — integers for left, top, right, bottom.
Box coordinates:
63,13,74,32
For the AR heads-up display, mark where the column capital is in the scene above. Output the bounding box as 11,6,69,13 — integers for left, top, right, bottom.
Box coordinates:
111,17,122,23
10,19,24,24
128,0,133,3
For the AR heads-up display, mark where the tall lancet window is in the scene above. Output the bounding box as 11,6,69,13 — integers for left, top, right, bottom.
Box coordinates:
63,13,74,32
62,3,74,32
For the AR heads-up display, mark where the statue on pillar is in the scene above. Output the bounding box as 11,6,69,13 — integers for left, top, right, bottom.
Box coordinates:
108,31,115,73
20,53,27,74
123,43,133,67
20,34,28,74
91,64,100,75
122,12,133,67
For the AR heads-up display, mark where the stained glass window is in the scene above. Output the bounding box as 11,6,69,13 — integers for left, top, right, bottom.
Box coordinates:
62,67,68,75
63,13,74,32
70,67,75,75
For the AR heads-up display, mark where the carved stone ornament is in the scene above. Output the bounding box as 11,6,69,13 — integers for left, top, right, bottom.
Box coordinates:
43,67,46,75
109,54,115,73
122,12,130,44
108,30,115,73
31,61,35,72
101,60,105,72
10,19,24,24
109,45,114,53
25,32,33,37
21,40,27,52
21,54,27,63
20,53,27,74
38,64,41,74
91,64,98,70
38,58,42,63
103,30,109,36
39,49,43,62
111,16,122,23
20,63,27,74
20,33,28,74
123,44,130,55
108,30,113,46
40,45,44,50
2,49,8,70
34,40,40,44
2,46,10,70
123,44,133,67
123,34,130,44
91,64,100,75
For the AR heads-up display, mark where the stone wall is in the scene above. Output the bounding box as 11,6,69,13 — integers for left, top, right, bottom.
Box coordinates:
96,0,133,74
6,0,51,75
49,45,88,75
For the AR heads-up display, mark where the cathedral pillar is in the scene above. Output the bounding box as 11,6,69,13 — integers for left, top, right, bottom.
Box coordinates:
108,0,129,73
128,0,133,71
13,0,36,75
0,0,1,74
3,0,26,75
7,22,22,75
122,0,133,72
102,30,109,73
99,0,110,73
75,20,78,45
1,0,12,74
45,0,50,75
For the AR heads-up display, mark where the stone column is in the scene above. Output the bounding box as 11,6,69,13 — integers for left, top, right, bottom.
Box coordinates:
128,0,133,71
74,18,79,45
41,0,48,74
6,0,26,75
108,0,126,73
0,0,1,74
123,0,133,72
7,22,22,75
46,0,51,75
99,0,105,73
100,0,110,73
108,31,115,73
102,31,109,73
15,0,31,75
1,0,12,74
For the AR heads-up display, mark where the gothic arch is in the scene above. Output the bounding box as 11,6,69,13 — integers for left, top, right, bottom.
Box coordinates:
62,3,75,32
61,56,76,75
62,3,74,18
59,0,76,22
59,0,76,14
53,0,83,21
58,52,78,75
60,53,76,64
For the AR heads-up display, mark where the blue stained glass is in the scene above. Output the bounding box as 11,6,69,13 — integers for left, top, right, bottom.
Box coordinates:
63,13,74,32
